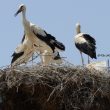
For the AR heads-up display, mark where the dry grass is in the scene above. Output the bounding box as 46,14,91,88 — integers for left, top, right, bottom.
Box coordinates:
0,64,110,110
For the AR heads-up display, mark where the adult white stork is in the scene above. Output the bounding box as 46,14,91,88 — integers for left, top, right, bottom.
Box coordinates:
14,4,65,62
74,23,96,66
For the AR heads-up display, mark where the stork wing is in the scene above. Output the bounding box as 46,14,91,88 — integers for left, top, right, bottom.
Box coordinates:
11,32,26,64
32,25,65,52
11,51,24,64
75,42,96,59
83,34,96,45
11,44,25,64
32,25,55,40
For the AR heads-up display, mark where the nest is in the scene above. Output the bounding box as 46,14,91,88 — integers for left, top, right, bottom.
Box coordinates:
0,64,110,110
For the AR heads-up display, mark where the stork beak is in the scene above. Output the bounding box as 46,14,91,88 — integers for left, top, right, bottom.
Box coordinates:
14,8,22,17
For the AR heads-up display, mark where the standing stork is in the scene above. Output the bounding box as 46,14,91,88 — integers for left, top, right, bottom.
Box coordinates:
74,23,97,66
14,4,65,66
11,42,35,66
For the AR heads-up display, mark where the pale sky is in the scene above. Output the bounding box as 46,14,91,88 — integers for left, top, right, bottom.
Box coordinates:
0,0,110,67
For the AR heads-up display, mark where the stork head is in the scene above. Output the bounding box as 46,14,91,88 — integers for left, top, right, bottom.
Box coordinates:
76,22,81,28
15,4,26,16
76,22,81,34
53,51,61,60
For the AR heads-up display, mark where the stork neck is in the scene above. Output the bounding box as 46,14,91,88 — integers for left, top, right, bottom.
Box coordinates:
21,10,30,32
76,26,81,34
21,10,27,23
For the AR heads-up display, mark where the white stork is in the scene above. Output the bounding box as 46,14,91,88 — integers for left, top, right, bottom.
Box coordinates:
41,51,63,65
11,41,36,66
14,4,65,66
52,51,63,64
74,23,97,66
11,34,62,66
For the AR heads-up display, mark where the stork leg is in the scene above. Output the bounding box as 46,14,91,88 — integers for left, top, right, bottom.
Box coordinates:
32,54,34,66
88,56,90,64
80,51,84,66
40,52,43,66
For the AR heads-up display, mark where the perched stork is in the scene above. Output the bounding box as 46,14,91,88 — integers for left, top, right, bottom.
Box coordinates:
52,51,63,64
11,34,62,66
11,42,35,66
40,51,63,66
14,4,65,61
74,23,96,66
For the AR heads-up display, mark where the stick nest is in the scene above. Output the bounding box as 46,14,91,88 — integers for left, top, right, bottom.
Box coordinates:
0,64,110,110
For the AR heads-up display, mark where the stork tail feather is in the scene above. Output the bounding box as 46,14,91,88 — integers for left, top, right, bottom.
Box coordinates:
54,40,65,51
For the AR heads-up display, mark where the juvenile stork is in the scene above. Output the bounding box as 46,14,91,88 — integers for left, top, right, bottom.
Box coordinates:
14,4,65,66
41,51,63,65
74,23,96,66
11,42,35,66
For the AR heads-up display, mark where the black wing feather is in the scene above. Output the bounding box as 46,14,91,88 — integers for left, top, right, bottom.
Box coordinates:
21,34,25,43
33,31,55,52
44,31,56,40
11,52,24,64
83,34,96,45
75,42,96,59
33,30,65,52
44,32,65,51
52,40,65,51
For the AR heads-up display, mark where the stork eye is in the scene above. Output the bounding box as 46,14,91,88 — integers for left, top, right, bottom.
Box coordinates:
20,6,24,10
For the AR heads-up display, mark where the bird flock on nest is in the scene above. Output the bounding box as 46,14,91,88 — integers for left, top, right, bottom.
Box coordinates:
11,4,97,67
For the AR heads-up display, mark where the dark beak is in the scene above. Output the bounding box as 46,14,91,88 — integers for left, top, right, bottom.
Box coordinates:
14,9,22,17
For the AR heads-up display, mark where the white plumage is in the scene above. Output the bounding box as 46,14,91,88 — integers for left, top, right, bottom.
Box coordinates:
15,4,65,52
12,4,65,66
75,33,87,44
40,51,63,65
